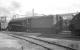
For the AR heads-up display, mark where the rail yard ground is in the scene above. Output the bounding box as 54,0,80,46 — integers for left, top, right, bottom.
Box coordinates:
0,32,47,50
0,31,80,50
4,31,80,41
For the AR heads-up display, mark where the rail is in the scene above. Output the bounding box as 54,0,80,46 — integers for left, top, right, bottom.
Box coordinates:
9,33,76,50
9,34,52,50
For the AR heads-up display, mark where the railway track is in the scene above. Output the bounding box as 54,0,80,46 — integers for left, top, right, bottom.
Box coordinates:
9,33,76,50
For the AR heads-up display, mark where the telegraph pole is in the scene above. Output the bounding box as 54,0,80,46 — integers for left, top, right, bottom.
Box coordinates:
32,8,34,16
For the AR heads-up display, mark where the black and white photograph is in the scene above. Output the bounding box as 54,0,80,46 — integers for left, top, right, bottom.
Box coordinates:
0,0,80,50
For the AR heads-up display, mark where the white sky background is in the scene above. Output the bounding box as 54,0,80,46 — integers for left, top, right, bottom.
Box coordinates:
0,0,80,15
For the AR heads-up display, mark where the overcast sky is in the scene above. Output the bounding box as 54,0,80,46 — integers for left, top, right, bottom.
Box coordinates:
0,0,80,15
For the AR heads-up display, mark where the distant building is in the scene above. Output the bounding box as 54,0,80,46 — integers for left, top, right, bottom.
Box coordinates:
57,12,79,31
58,12,78,20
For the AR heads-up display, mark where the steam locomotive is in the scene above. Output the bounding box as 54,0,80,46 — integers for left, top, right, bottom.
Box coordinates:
7,15,63,34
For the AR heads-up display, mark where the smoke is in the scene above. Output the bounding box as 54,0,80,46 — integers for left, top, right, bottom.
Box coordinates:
0,0,21,29
9,1,21,11
0,0,21,21
0,7,10,16
12,1,20,9
0,0,21,16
